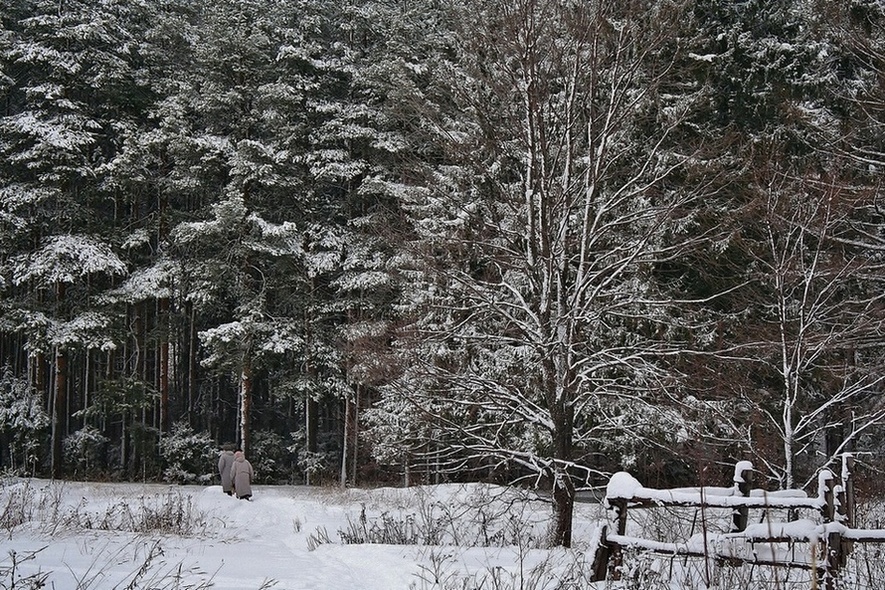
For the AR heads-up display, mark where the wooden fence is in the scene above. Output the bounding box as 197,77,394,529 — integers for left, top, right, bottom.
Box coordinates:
591,456,885,589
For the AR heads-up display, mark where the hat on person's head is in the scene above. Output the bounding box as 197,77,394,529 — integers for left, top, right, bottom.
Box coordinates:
235,450,244,459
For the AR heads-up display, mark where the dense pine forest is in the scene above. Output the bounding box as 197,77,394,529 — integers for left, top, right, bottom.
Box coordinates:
3,0,885,546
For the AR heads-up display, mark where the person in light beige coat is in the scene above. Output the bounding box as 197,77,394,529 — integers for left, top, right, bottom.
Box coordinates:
230,450,254,500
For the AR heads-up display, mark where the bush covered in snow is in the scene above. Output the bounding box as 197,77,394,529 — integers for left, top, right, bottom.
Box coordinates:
0,367,48,475
63,425,109,478
158,422,216,484
250,429,294,483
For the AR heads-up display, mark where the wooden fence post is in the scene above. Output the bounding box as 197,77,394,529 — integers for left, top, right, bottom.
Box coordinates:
609,499,628,580
841,454,855,528
590,525,610,582
820,470,842,590
732,462,752,532
839,454,855,567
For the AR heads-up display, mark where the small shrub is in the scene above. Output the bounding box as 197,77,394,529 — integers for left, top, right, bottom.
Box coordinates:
64,425,109,477
295,450,329,484
250,430,292,484
48,537,217,590
0,368,49,475
335,484,548,549
411,547,598,590
115,492,209,535
0,479,35,537
5,479,207,538
0,546,51,590
56,490,208,536
306,526,332,551
289,428,338,484
339,504,437,546
158,422,215,484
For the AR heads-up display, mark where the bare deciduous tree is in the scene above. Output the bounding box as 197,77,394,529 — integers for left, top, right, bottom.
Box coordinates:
740,171,885,490
376,0,719,547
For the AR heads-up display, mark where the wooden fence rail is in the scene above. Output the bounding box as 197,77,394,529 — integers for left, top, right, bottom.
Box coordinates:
591,455,883,589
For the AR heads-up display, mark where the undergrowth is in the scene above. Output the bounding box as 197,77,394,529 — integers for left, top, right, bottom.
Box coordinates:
306,485,885,590
6,477,885,590
1,478,208,538
308,484,549,550
1,477,214,590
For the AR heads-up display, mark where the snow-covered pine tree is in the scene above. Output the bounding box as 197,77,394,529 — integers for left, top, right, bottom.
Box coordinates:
0,365,49,473
0,0,165,476
165,0,346,459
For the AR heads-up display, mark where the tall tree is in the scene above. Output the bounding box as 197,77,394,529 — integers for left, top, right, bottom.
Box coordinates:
677,0,885,488
11,235,126,477
0,0,162,476
741,171,885,489
373,0,714,546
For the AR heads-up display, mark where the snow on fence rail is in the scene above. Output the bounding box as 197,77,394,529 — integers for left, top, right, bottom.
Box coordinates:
589,455,885,589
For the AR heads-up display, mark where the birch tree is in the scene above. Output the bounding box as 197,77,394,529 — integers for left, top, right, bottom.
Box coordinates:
675,0,885,489
740,171,885,490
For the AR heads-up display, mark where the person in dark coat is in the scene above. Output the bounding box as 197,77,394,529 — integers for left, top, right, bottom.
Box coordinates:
230,450,254,500
217,444,235,495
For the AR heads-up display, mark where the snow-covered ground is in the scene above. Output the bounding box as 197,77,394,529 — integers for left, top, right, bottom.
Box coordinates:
0,478,606,590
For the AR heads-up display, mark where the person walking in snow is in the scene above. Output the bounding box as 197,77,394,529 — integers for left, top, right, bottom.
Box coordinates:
230,450,254,500
218,443,235,496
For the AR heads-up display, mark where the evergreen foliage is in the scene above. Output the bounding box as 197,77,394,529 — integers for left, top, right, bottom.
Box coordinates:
1,0,884,547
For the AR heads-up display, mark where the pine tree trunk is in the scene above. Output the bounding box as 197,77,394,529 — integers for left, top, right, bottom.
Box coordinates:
50,282,67,479
158,296,170,433
51,345,67,479
187,300,197,427
82,349,90,429
340,393,350,488
33,352,48,411
134,301,146,476
306,396,318,454
240,356,252,456
352,384,360,485
305,349,318,486
158,187,171,433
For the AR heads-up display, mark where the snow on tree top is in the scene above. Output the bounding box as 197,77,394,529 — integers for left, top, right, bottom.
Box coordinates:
12,234,126,286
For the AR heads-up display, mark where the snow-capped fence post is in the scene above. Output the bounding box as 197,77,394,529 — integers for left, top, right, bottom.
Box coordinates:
609,498,628,580
731,461,752,533
839,453,855,528
589,499,628,582
589,525,611,582
615,498,628,536
819,457,857,589
818,470,844,590
840,454,856,566
820,469,836,524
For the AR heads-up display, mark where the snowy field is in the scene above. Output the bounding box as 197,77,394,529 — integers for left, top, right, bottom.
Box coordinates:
5,477,885,589
0,478,607,590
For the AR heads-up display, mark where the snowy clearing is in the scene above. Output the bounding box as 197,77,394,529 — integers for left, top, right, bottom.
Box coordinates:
0,478,605,590
5,477,885,589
